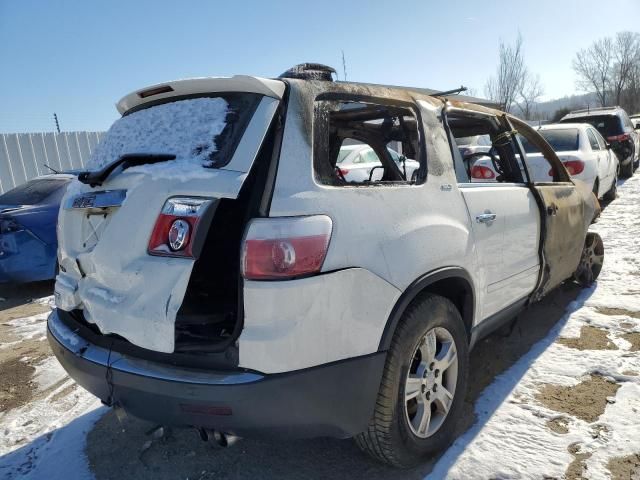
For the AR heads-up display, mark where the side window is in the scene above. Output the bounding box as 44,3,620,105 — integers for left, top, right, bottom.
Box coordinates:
586,129,600,151
448,112,525,184
362,149,382,165
595,130,607,150
314,99,423,186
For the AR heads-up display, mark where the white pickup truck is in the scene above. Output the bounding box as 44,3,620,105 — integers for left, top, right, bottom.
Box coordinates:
48,64,602,467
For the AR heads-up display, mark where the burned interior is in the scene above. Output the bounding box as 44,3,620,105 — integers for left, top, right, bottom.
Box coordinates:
314,99,424,185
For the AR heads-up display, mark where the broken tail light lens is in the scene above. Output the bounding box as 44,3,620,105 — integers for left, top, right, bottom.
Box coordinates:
241,215,333,280
148,197,213,258
470,165,496,180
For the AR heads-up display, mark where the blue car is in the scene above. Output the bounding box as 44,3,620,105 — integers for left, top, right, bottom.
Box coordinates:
0,174,73,283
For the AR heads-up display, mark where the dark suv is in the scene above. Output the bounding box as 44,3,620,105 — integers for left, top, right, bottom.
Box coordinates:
560,106,640,178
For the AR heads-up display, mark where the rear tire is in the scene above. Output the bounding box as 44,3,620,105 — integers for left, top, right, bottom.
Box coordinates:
622,159,634,178
592,179,600,198
355,293,469,468
603,174,617,202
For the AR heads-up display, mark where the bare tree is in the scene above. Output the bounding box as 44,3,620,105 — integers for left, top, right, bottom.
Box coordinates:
611,32,640,105
517,73,544,120
622,62,640,114
573,37,614,107
485,33,527,112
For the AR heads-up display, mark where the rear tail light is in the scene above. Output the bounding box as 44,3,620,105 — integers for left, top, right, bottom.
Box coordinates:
470,165,496,180
550,159,585,176
241,215,332,280
607,133,630,142
148,197,214,258
338,167,349,176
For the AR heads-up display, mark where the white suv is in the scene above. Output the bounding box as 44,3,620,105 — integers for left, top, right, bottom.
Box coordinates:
48,64,602,467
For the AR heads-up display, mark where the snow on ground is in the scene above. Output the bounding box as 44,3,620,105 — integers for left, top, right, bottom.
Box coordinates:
429,176,640,479
1,178,639,480
0,310,103,480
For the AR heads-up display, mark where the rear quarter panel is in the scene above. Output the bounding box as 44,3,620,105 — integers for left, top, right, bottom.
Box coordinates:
241,83,481,373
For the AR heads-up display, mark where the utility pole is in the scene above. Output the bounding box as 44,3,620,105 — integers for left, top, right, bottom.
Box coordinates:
341,50,347,81
53,113,60,133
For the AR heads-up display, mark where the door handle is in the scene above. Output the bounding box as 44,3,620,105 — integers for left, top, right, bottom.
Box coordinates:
476,212,497,224
547,204,558,216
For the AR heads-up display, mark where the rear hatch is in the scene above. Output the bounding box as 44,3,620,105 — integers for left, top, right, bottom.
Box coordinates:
55,77,284,354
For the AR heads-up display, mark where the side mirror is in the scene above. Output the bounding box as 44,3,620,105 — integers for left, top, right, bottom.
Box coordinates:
606,143,612,150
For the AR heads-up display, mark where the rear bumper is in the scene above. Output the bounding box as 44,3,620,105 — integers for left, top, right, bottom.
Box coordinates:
47,309,385,438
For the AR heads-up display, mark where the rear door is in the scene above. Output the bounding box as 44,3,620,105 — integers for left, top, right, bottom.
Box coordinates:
510,117,591,298
55,84,283,353
449,109,540,319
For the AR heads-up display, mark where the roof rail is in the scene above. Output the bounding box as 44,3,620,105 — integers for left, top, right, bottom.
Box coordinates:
569,105,621,115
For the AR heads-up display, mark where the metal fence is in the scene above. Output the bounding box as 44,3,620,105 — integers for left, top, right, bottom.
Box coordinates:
0,131,104,193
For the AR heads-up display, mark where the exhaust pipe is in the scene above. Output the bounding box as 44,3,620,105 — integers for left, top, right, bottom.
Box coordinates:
213,430,241,447
196,428,241,447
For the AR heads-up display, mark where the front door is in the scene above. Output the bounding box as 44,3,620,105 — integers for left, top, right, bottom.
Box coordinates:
510,117,590,298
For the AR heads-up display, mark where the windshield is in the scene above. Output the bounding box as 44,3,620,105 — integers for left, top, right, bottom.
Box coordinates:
562,115,623,137
0,178,69,205
87,93,262,173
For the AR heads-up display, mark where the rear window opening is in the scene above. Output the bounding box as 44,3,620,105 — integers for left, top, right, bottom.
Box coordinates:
314,99,424,186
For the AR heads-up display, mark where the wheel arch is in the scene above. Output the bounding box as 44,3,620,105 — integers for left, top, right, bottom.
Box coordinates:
378,267,475,351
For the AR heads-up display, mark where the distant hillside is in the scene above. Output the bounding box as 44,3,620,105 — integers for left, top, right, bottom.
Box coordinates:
528,92,599,120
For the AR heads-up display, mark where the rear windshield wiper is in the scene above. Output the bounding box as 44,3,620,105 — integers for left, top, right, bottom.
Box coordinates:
77,153,176,187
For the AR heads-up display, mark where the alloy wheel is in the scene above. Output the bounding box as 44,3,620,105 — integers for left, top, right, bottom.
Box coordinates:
574,233,604,286
404,327,458,438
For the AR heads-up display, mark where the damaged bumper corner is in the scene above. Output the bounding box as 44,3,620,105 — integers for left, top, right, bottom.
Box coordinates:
47,308,385,439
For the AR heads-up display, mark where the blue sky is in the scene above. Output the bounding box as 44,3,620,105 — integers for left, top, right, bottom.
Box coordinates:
1,0,639,133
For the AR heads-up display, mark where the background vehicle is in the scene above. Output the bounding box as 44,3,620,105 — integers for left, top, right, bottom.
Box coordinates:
0,174,73,283
456,134,492,157
469,124,618,200
336,144,420,182
631,114,640,130
560,106,639,178
48,65,601,468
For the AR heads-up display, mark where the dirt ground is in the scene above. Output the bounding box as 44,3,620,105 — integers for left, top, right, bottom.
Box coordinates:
1,279,638,479
84,284,588,480
0,282,54,414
